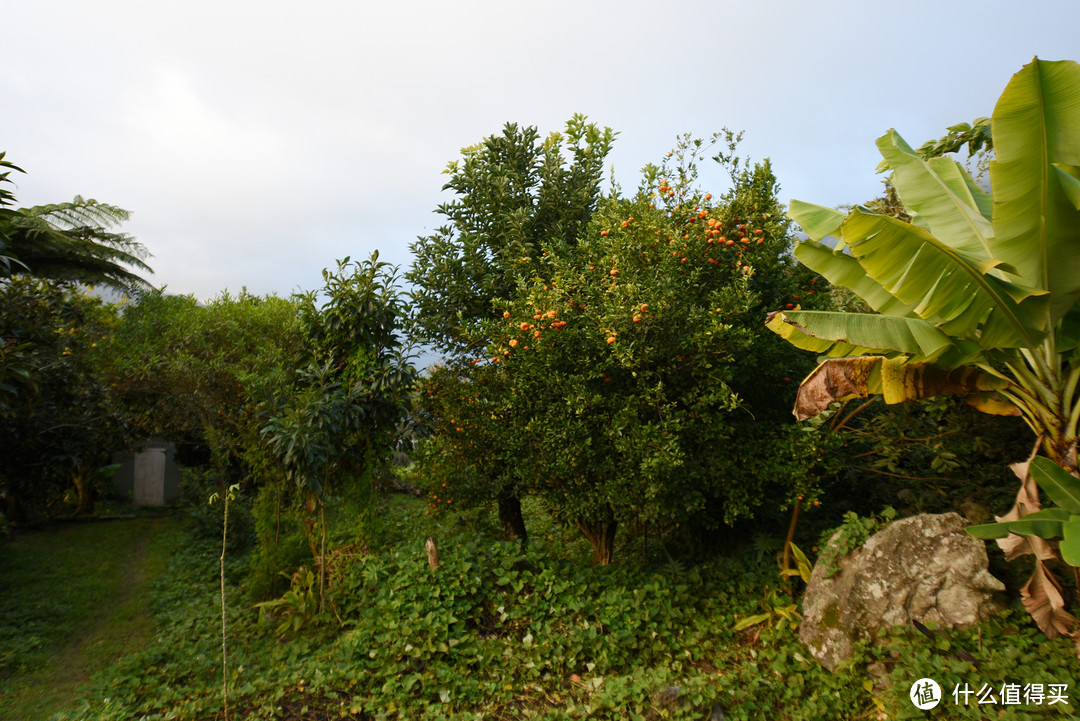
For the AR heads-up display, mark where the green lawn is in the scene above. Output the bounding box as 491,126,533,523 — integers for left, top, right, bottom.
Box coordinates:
0,515,183,721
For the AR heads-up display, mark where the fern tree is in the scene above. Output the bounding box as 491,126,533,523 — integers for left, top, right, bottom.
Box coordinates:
0,155,153,293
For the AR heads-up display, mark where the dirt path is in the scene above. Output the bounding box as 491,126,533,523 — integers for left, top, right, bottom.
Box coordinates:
1,515,179,721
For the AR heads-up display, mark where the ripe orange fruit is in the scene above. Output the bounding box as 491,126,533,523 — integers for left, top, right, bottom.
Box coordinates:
534,330,541,338
509,339,518,347
503,311,510,318
621,220,630,228
609,269,618,276
607,336,616,344
601,230,609,236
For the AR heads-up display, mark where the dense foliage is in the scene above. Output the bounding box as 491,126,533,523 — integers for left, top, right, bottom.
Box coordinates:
417,133,837,563
0,278,122,520
100,289,307,470
407,115,616,360
5,499,1072,721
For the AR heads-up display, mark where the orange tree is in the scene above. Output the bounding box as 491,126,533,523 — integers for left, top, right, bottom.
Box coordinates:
422,135,839,563
409,116,616,543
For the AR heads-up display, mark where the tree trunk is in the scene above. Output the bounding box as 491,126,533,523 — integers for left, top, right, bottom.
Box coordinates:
576,514,617,565
72,465,94,516
319,500,327,612
497,494,528,545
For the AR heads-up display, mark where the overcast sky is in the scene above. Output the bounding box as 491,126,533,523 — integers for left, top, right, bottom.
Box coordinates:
5,1,1078,302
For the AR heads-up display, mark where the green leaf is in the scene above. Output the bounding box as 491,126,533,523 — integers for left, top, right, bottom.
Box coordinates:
968,508,1070,541
769,310,966,363
788,542,813,584
793,240,917,317
967,522,1013,540
732,613,771,631
989,58,1080,323
876,130,994,256
1029,456,1080,514
841,209,1049,349
788,201,846,244
1007,509,1069,539
1061,518,1080,566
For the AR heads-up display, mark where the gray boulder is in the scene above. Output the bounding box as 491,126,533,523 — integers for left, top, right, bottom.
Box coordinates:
800,512,1005,671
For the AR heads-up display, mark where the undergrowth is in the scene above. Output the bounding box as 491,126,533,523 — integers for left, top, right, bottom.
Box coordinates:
14,493,1077,720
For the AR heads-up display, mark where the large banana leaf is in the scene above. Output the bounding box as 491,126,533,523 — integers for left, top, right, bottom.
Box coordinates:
967,508,1072,540
989,58,1080,323
841,210,1050,348
876,130,994,256
786,205,1050,350
791,236,918,317
788,200,845,244
765,310,959,361
788,200,918,316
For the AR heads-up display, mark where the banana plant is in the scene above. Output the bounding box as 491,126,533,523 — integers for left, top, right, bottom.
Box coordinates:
767,58,1080,639
968,457,1080,566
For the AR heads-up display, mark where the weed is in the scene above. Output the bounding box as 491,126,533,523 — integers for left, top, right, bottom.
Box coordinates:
816,506,897,578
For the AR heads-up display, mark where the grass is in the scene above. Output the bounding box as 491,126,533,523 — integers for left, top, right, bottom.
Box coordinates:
3,489,1080,720
0,514,185,721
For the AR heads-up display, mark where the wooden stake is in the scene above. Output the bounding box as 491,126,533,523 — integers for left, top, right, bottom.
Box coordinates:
426,537,439,570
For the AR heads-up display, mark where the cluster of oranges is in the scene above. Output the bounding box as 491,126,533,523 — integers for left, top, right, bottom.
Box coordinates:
488,200,782,361
426,483,452,515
